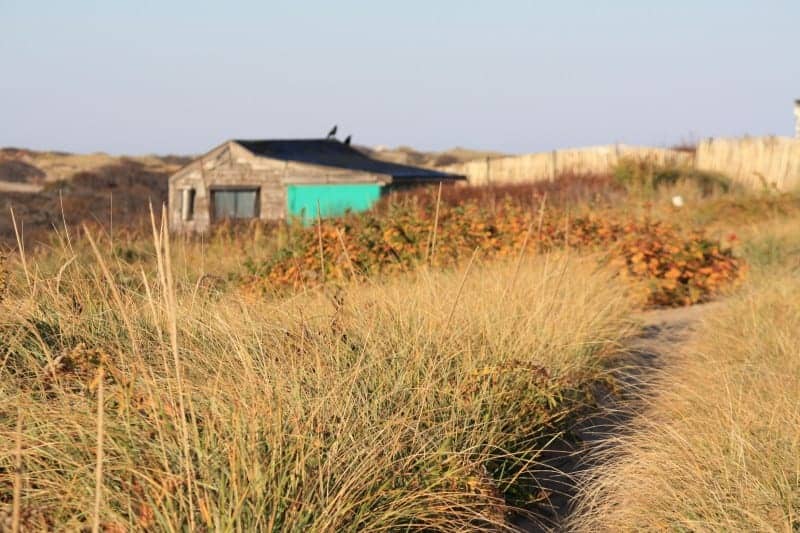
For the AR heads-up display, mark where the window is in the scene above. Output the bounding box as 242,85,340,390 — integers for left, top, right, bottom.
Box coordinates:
181,188,196,221
212,188,259,220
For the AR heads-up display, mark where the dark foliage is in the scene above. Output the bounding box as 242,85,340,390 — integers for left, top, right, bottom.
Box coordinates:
1,160,170,248
0,160,46,183
378,173,623,213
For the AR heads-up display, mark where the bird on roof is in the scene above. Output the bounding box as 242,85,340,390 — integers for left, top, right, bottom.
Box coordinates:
343,135,352,145
327,125,338,139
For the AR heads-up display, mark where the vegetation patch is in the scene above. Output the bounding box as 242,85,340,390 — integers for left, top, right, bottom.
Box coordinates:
0,239,633,530
572,273,800,532
252,198,744,307
0,160,46,183
613,157,731,196
2,169,797,530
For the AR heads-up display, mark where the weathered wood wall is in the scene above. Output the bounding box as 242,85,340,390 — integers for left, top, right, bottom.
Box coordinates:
169,142,386,233
169,142,285,233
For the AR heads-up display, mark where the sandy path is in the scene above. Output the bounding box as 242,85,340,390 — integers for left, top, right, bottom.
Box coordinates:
511,303,715,532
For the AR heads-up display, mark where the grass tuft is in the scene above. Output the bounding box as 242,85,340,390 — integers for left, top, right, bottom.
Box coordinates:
0,232,634,530
572,271,800,531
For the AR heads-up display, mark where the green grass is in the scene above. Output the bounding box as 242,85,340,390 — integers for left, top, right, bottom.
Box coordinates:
613,156,731,197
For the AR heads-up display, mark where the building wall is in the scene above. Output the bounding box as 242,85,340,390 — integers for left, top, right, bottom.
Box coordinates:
286,183,382,221
169,142,286,233
169,141,388,233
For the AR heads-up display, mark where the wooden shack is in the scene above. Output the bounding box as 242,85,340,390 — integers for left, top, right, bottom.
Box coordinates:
168,138,464,232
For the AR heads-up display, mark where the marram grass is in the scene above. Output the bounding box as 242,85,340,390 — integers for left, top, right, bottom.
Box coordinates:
571,272,800,532
0,223,634,531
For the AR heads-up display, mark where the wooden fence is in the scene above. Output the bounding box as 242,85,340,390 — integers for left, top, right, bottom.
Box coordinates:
695,137,800,190
441,137,800,191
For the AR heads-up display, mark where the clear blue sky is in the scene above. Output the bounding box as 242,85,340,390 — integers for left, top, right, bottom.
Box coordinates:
2,1,799,155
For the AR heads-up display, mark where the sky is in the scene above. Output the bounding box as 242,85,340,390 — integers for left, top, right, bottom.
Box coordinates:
2,1,799,155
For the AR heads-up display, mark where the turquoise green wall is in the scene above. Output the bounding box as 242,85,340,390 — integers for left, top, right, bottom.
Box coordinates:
287,184,382,221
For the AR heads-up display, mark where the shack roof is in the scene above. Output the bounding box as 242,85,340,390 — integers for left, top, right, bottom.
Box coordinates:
234,139,464,181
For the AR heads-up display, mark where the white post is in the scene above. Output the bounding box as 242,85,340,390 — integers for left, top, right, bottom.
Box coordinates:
795,99,800,139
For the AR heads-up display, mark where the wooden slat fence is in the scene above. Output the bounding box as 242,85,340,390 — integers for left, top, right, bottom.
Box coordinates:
441,137,800,191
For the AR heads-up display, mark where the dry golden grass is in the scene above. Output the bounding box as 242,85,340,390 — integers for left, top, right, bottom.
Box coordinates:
571,268,800,532
736,218,800,272
3,178,796,530
0,219,635,531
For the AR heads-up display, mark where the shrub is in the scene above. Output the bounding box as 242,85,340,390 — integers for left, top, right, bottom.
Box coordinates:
252,199,744,308
0,160,46,183
378,173,622,213
613,157,730,196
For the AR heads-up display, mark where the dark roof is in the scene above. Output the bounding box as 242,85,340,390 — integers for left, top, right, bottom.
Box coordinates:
234,139,464,181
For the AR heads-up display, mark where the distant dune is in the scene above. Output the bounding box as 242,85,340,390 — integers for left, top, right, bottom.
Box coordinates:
360,145,506,168
0,147,190,189
0,148,188,246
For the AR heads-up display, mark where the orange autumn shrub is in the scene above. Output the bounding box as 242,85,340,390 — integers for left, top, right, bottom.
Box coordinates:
605,222,743,307
249,200,744,308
